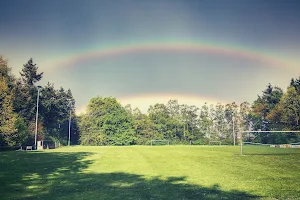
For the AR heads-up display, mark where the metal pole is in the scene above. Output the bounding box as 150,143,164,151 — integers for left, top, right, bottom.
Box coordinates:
233,115,235,146
240,131,243,155
34,87,40,150
68,107,71,146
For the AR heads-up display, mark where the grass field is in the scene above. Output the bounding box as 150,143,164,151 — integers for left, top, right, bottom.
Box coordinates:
1,145,300,200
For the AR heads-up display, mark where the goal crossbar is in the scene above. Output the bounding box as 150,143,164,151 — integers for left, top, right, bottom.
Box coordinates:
150,140,170,146
209,141,221,145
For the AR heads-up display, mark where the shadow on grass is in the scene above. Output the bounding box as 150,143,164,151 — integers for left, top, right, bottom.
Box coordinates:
0,151,260,200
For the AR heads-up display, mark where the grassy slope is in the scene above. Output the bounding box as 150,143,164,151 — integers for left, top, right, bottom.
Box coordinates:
0,145,299,200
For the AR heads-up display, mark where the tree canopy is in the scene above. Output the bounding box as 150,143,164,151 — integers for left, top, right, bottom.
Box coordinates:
1,54,299,148
79,97,135,145
0,56,78,149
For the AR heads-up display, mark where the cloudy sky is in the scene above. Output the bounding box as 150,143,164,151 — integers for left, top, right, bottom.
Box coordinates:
1,0,300,113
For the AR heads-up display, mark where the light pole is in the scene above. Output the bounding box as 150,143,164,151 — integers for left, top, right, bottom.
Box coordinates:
35,86,42,150
240,130,243,155
233,112,235,146
68,100,72,146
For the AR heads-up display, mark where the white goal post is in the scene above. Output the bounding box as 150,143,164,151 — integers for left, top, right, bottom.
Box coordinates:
240,130,300,155
209,141,221,145
150,140,170,146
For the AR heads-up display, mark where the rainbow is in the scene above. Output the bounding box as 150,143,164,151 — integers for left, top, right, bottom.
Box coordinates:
118,93,225,108
46,39,299,114
76,93,227,114
46,39,299,71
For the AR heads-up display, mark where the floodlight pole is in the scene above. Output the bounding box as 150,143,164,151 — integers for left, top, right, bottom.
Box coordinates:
233,114,235,146
34,86,42,150
240,131,243,155
68,101,72,146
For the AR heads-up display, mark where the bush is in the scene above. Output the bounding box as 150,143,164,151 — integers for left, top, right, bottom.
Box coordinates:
192,138,210,145
220,138,234,145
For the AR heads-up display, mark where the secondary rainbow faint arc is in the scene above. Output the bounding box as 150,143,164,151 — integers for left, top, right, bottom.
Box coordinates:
118,93,226,109
48,40,299,71
119,93,224,105
76,93,228,114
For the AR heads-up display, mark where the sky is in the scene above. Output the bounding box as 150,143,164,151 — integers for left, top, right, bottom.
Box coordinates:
0,0,300,113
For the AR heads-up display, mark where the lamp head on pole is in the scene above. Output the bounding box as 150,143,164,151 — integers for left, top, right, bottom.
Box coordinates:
35,85,42,91
67,99,72,106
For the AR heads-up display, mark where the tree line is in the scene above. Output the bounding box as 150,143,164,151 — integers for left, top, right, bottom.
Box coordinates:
1,55,300,148
79,77,300,146
78,97,250,145
0,56,78,149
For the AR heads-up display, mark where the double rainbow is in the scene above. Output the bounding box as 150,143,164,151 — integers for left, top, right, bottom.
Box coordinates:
44,39,299,114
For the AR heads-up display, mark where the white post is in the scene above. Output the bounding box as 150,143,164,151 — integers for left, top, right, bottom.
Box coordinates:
34,87,41,150
68,108,71,146
233,115,235,146
240,131,243,155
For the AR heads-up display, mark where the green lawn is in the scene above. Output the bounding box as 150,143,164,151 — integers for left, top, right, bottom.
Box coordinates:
1,145,300,200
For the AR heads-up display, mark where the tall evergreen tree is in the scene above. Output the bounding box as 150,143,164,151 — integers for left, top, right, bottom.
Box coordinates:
0,76,17,147
0,56,15,87
290,77,300,94
14,58,44,123
268,86,300,129
250,84,283,131
20,58,43,86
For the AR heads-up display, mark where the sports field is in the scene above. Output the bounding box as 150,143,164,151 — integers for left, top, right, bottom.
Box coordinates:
1,145,300,199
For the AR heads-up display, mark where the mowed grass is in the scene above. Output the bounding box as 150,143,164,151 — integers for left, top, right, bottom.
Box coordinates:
1,145,300,200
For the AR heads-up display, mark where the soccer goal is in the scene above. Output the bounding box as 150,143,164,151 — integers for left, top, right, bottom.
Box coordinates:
240,130,300,155
150,140,170,146
209,141,222,146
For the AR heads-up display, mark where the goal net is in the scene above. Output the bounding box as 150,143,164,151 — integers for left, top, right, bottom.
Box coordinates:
240,131,300,155
209,141,222,146
150,140,170,146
